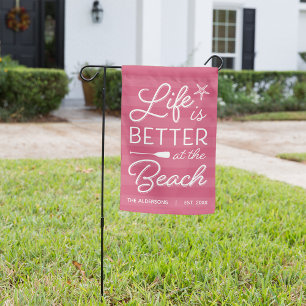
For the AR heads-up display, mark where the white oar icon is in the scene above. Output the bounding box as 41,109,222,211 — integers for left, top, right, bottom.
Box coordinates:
130,151,170,158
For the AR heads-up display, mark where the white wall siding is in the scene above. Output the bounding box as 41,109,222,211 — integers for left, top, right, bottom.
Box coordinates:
211,0,299,70
245,0,299,71
65,0,137,99
64,0,302,99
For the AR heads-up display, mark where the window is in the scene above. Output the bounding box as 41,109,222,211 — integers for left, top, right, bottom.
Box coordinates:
41,0,65,68
212,9,237,69
44,1,56,68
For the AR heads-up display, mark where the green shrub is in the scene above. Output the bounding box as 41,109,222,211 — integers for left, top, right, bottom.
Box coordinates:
0,55,19,68
0,55,20,101
0,67,69,121
90,68,122,111
89,69,306,118
293,81,306,101
217,71,306,117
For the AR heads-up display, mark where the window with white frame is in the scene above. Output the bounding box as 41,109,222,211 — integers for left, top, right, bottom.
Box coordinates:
212,9,237,69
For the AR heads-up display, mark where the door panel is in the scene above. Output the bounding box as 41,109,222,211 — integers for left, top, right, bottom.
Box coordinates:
0,0,39,67
0,0,64,68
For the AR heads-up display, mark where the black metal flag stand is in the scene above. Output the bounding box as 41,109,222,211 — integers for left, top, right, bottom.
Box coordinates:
79,55,223,298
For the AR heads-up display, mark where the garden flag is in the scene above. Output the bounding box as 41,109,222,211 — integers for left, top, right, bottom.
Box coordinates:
120,66,218,215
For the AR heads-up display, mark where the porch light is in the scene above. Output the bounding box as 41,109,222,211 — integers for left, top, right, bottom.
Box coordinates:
91,1,103,23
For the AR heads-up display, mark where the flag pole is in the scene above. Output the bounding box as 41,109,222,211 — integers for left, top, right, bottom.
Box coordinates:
80,65,120,298
79,55,223,298
101,66,106,297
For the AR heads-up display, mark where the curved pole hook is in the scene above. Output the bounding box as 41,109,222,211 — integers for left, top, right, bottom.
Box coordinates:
79,65,100,82
204,55,224,71
80,65,122,82
80,56,223,81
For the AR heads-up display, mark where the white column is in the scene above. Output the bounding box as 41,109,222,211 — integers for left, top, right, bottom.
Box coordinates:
136,0,143,65
161,0,189,66
193,0,213,66
187,0,196,66
141,0,162,65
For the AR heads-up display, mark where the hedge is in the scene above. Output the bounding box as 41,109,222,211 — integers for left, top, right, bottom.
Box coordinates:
0,67,69,121
89,69,306,117
218,70,306,117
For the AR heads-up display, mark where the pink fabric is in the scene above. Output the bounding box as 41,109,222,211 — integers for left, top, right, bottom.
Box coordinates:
120,65,218,215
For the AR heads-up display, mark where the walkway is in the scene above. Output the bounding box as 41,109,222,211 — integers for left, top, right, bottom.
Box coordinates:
0,100,305,189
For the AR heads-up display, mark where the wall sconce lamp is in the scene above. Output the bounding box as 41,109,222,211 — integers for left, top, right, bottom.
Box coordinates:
91,1,103,23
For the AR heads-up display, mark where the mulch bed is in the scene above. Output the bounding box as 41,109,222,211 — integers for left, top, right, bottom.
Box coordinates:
0,114,68,123
94,109,121,117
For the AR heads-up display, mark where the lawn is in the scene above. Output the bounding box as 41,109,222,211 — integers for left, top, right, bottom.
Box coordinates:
277,152,306,163
0,157,305,305
235,111,306,121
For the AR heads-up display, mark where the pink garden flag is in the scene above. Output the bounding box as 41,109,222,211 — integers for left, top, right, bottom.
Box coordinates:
120,66,218,215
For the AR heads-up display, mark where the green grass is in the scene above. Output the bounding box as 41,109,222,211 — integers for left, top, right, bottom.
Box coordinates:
235,111,306,121
277,152,306,163
0,157,305,305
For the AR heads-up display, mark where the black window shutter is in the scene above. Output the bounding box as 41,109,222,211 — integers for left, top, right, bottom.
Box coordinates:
242,8,256,70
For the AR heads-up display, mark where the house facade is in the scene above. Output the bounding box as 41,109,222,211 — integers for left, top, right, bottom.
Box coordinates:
1,0,305,99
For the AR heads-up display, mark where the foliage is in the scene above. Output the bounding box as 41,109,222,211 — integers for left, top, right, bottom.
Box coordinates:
0,66,69,121
89,69,306,118
90,68,122,111
0,55,19,68
277,152,306,163
0,55,20,100
0,157,305,304
218,71,306,117
299,52,306,63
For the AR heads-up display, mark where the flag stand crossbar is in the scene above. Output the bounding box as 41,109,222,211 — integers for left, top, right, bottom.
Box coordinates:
79,55,223,298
